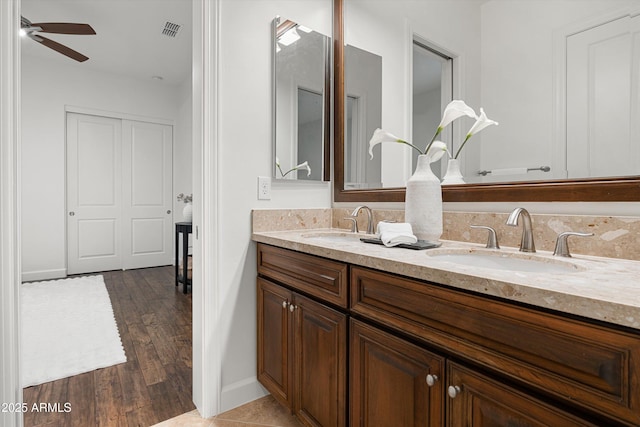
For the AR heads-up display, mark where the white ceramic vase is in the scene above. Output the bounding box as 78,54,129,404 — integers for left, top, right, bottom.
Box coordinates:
441,158,466,185
182,202,193,223
405,155,443,241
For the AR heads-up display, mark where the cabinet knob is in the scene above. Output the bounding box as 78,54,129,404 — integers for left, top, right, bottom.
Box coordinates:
289,304,296,312
282,301,288,309
426,374,438,386
447,385,461,399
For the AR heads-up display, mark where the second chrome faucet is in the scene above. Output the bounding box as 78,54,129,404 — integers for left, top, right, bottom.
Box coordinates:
506,207,536,252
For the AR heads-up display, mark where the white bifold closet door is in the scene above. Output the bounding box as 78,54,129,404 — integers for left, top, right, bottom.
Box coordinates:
67,112,173,275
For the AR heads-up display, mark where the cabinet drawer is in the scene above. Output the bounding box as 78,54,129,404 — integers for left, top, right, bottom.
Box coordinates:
350,266,640,426
258,243,348,308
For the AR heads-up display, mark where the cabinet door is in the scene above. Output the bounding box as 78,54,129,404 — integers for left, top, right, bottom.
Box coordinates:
293,294,347,427
257,278,293,409
350,319,445,427
447,362,599,427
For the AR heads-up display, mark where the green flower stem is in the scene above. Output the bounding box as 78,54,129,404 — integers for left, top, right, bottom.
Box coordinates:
423,127,442,155
397,140,425,156
454,134,472,159
279,164,306,177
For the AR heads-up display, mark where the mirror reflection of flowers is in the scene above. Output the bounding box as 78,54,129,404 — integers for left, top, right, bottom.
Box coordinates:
176,193,192,203
453,107,499,159
368,100,498,162
276,157,311,178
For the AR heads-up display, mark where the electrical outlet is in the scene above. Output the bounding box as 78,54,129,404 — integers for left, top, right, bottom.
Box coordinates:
258,176,271,200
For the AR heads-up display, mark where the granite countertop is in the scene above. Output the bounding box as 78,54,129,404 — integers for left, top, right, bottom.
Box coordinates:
252,228,640,331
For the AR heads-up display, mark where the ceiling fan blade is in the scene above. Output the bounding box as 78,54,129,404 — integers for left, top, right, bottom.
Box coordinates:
30,22,96,35
32,35,89,62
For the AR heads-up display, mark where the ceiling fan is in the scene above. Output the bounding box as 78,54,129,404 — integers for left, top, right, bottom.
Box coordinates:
20,15,96,62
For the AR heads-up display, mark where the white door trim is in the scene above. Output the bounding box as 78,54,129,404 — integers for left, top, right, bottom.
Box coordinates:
192,0,221,418
0,0,22,426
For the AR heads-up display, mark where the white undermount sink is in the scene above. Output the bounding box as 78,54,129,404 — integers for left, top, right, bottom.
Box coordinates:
428,250,582,274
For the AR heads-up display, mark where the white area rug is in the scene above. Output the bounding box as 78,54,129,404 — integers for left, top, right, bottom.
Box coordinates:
21,275,127,387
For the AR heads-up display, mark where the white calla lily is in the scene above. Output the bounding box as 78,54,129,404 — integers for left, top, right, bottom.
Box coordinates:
297,161,312,176
364,101,497,169
454,107,498,159
424,100,478,155
466,107,498,136
425,141,449,164
368,128,423,159
276,158,311,178
437,100,477,130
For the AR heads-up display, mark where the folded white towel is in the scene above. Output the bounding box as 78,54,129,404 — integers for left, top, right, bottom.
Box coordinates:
377,222,418,247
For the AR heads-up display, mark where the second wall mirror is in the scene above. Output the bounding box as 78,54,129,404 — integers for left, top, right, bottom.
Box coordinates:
273,16,331,182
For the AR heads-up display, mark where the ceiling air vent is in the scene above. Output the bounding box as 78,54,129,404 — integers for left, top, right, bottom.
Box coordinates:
162,21,182,38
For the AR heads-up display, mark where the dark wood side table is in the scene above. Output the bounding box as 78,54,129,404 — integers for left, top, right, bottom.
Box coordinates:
175,222,192,294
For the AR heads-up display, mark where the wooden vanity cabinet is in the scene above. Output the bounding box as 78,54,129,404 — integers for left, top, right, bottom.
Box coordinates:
446,362,601,427
257,243,640,426
350,318,445,427
257,244,348,427
257,278,293,407
350,266,640,426
349,319,599,427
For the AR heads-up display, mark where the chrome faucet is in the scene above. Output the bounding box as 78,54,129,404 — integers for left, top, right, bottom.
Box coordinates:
506,207,536,252
349,205,375,234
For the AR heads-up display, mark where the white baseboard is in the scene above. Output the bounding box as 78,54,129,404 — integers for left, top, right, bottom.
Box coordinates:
21,269,67,283
220,377,268,414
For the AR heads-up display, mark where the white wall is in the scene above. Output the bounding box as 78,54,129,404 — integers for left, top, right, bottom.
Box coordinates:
215,0,332,411
21,54,187,281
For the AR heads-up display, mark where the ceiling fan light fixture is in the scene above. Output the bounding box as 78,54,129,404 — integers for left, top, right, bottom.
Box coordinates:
20,15,94,62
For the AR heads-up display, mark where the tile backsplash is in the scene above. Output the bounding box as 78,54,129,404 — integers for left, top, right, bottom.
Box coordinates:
253,208,640,261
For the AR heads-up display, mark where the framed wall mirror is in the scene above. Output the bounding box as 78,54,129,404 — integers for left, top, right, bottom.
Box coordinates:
333,0,640,202
273,16,331,182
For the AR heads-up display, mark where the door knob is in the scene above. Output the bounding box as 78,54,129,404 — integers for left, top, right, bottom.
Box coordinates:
167,210,172,214
426,374,438,387
69,211,75,216
447,385,461,398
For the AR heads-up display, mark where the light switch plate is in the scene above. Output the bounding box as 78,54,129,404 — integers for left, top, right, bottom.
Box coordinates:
258,176,271,200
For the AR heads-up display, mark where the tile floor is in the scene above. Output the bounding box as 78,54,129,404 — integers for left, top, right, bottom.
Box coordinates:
152,395,303,427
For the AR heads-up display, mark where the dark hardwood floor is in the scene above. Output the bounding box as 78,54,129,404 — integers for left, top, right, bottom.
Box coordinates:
23,266,194,427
